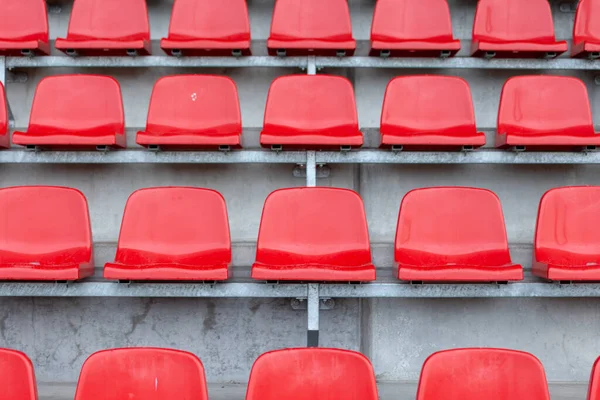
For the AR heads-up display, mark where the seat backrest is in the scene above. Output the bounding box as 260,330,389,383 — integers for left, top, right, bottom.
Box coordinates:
74,348,208,400
574,0,600,45
535,186,600,265
371,0,455,42
0,186,92,266
256,188,372,267
262,75,359,137
498,76,594,137
381,76,477,136
0,0,48,42
26,75,124,136
167,0,250,41
588,356,600,400
473,0,558,43
0,349,37,400
246,348,378,400
269,0,353,42
114,187,231,266
395,187,512,266
145,75,241,136
66,0,149,41
417,348,550,400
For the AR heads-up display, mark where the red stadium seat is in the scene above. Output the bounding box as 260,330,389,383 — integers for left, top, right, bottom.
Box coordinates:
161,0,251,56
370,0,460,57
74,348,208,400
246,348,378,400
471,0,567,58
104,187,231,281
395,187,522,282
267,0,355,56
137,76,242,149
0,186,94,281
261,75,362,150
572,0,600,58
496,76,600,150
13,75,126,150
55,0,151,56
253,188,375,282
0,349,36,400
589,356,600,400
534,187,600,281
0,0,49,56
0,83,8,149
417,349,550,400
380,76,485,150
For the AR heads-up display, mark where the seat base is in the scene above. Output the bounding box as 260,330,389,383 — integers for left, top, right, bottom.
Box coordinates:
104,263,230,281
252,262,376,282
397,263,523,282
267,39,356,56
261,132,363,150
533,262,600,281
471,40,568,58
0,39,50,56
495,133,600,150
0,133,9,149
161,38,251,56
0,263,94,281
370,39,460,57
137,131,241,149
55,39,152,56
380,132,486,150
12,131,127,149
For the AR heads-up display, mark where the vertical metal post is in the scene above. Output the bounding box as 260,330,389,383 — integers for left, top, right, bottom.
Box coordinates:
307,283,320,347
0,56,5,85
306,55,317,187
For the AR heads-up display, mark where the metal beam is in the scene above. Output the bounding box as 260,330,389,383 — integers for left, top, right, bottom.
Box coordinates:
307,283,320,347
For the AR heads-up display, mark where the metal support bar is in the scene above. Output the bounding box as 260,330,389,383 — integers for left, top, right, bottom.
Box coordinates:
306,150,317,186
0,56,5,85
307,283,320,347
307,56,317,75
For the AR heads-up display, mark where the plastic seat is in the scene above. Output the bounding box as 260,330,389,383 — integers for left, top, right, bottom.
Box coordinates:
137,76,242,149
246,348,378,400
380,76,485,150
0,0,49,56
588,356,600,400
370,0,460,58
417,349,550,400
0,349,37,400
253,188,375,282
533,186,600,281
13,75,126,150
471,0,567,58
161,0,251,57
55,0,151,56
572,0,600,59
261,75,363,150
267,0,355,56
0,83,8,149
105,187,231,281
395,187,523,282
74,348,208,400
496,76,600,150
0,186,94,281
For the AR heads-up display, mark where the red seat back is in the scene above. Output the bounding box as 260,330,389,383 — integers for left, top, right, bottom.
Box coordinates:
255,188,372,268
0,0,48,43
0,186,92,266
473,0,559,44
417,349,550,400
381,76,477,138
395,187,512,267
0,349,36,400
535,187,600,266
26,75,125,137
588,356,600,400
498,76,595,138
65,0,149,41
145,75,241,138
167,0,250,42
74,348,208,400
371,0,455,43
246,348,378,400
114,187,231,266
574,0,600,46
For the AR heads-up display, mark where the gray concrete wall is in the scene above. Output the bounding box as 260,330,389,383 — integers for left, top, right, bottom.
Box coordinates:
1,0,600,388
